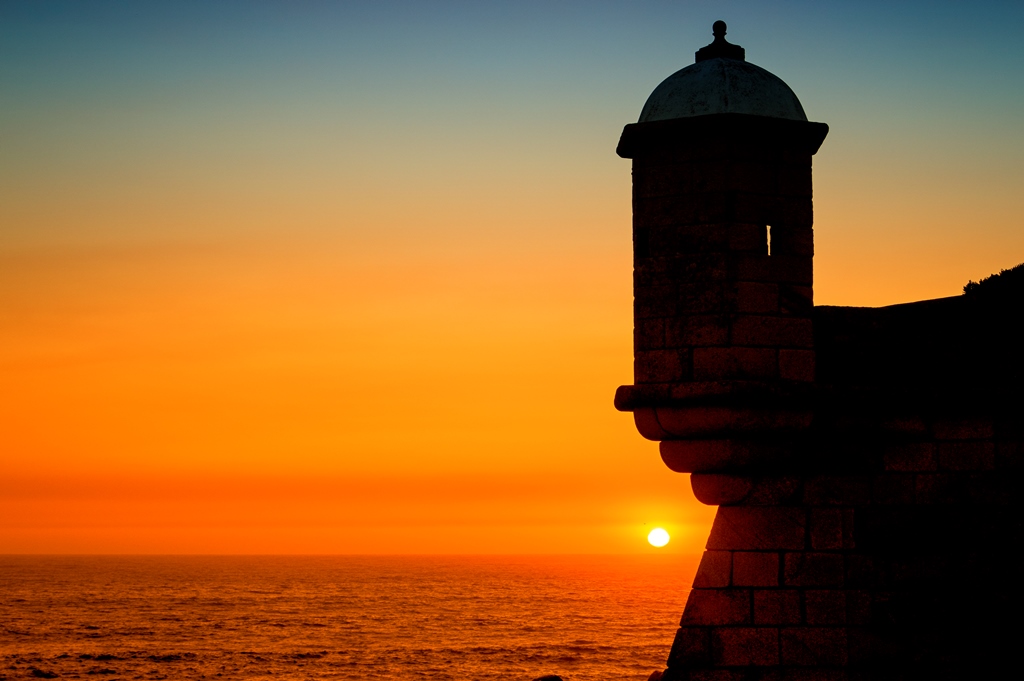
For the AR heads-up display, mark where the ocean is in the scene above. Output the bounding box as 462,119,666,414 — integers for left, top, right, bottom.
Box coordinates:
0,555,697,680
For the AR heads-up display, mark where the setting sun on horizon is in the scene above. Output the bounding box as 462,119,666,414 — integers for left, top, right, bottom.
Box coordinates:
2,1,1023,556
647,528,670,548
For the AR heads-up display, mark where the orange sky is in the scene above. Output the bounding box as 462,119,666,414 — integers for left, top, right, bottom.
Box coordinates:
2,1,1022,554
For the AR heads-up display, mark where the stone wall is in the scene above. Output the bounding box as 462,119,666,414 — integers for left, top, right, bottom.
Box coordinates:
664,408,1022,680
617,113,1023,681
621,115,824,399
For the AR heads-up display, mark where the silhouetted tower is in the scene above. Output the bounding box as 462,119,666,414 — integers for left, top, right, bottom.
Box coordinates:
615,21,827,472
615,22,1024,681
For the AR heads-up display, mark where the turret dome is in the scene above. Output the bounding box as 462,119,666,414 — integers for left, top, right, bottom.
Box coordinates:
639,21,807,123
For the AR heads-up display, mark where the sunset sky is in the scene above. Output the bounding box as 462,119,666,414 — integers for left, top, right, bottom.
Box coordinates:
2,0,1022,554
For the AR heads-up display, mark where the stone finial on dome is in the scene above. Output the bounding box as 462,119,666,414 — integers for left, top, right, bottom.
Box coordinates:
695,20,745,62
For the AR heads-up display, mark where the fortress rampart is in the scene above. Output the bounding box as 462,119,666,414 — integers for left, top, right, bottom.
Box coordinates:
616,23,1023,681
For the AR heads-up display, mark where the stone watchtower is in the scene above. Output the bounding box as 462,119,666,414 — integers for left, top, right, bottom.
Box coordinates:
617,22,1023,681
615,20,827,468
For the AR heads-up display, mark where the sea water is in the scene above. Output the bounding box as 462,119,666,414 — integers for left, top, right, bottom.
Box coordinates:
0,555,696,680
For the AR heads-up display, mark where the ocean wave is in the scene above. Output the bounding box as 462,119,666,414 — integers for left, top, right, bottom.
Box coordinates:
1,555,688,681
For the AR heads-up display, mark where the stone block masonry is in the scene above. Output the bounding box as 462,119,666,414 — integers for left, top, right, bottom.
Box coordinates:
615,24,1023,680
655,405,1023,681
623,116,825,398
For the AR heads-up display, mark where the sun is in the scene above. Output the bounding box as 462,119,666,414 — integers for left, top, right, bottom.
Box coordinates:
647,527,670,547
